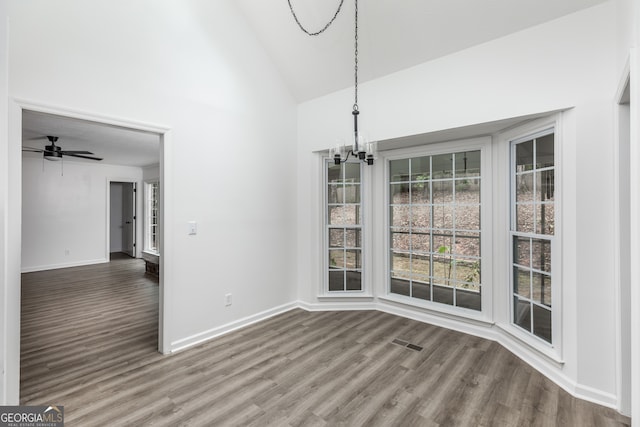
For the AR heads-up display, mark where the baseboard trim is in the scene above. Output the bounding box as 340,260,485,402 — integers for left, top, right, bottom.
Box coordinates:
169,302,299,353
21,258,108,273
298,300,377,311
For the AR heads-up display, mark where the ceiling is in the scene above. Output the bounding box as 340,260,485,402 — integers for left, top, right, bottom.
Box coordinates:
22,110,160,168
236,0,607,102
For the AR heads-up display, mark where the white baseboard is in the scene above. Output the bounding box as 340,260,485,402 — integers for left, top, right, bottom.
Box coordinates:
298,300,376,311
21,258,108,273
169,301,299,353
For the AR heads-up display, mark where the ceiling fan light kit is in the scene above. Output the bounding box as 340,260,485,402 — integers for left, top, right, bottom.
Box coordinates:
288,0,377,166
23,135,103,163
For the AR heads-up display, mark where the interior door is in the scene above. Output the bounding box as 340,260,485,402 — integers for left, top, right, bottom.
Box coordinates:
122,182,136,257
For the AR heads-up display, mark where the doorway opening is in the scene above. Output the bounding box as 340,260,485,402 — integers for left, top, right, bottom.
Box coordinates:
13,102,170,404
109,181,137,259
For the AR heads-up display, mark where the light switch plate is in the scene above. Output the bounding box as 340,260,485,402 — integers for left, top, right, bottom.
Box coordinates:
188,221,197,235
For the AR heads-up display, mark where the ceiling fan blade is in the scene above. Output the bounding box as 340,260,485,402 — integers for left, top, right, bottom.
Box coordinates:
22,147,45,153
60,150,94,155
65,153,103,161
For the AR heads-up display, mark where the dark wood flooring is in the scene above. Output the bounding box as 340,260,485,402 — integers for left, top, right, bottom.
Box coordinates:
20,257,631,426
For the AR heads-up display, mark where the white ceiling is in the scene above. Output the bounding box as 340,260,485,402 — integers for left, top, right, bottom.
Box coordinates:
22,110,160,168
236,0,607,102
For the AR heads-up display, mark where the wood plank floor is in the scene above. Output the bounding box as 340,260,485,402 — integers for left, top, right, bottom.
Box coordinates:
21,257,631,426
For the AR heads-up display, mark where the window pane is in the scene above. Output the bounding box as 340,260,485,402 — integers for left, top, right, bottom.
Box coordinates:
432,205,453,230
456,287,481,310
432,154,453,179
455,258,481,285
454,233,480,257
345,271,362,291
328,164,342,183
516,204,534,233
391,205,410,228
329,250,344,269
342,185,360,204
343,163,360,182
345,249,361,269
514,297,531,332
455,205,480,231
536,203,554,235
456,180,480,204
516,173,534,202
391,231,410,250
411,232,430,253
390,159,410,182
412,254,430,277
411,182,430,204
344,229,361,248
531,239,551,273
513,236,530,267
412,279,430,300
532,272,551,307
433,180,454,204
533,304,552,343
516,140,534,171
328,205,360,225
329,271,344,291
433,234,454,255
433,285,454,305
536,134,554,169
535,170,554,202
432,257,452,281
455,151,481,178
391,183,410,204
411,156,430,181
391,251,411,278
329,228,343,248
390,277,410,297
411,205,430,229
327,184,341,204
514,267,531,298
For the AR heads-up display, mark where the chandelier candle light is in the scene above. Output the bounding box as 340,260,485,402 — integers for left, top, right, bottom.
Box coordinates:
288,0,377,165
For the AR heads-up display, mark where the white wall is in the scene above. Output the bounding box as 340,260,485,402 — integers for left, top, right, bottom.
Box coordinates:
109,182,124,253
3,0,297,401
0,1,9,405
143,164,159,182
21,158,142,271
297,2,621,409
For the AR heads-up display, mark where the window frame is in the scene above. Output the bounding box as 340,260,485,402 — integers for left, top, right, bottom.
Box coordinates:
144,180,160,255
381,137,493,321
322,158,368,295
504,121,563,358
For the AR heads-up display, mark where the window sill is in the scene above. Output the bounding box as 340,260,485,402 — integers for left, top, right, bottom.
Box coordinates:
317,293,374,301
378,294,494,327
496,323,564,366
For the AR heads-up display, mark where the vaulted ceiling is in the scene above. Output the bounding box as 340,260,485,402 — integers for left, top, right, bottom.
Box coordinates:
22,0,608,165
236,0,608,102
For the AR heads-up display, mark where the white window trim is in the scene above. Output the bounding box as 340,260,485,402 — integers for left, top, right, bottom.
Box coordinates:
498,116,563,362
320,157,373,297
378,137,493,323
143,180,160,255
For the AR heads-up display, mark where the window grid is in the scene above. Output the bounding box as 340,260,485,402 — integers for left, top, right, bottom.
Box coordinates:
327,161,362,292
145,182,159,254
511,132,554,344
389,151,482,311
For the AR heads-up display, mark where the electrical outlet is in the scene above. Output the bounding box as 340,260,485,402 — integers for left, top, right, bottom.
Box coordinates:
225,293,232,306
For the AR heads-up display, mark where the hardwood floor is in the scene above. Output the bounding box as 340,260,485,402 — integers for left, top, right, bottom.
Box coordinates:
21,259,630,426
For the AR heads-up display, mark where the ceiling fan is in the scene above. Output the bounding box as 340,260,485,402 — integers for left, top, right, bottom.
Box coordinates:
22,135,103,161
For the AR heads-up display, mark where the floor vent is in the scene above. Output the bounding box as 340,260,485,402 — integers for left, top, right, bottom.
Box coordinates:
392,339,423,352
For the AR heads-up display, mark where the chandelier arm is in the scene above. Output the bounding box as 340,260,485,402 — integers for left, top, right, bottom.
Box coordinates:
287,0,345,36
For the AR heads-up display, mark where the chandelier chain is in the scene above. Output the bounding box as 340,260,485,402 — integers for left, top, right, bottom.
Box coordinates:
353,0,358,110
287,0,345,36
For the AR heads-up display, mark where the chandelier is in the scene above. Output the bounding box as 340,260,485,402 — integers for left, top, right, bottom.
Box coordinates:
288,0,376,165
